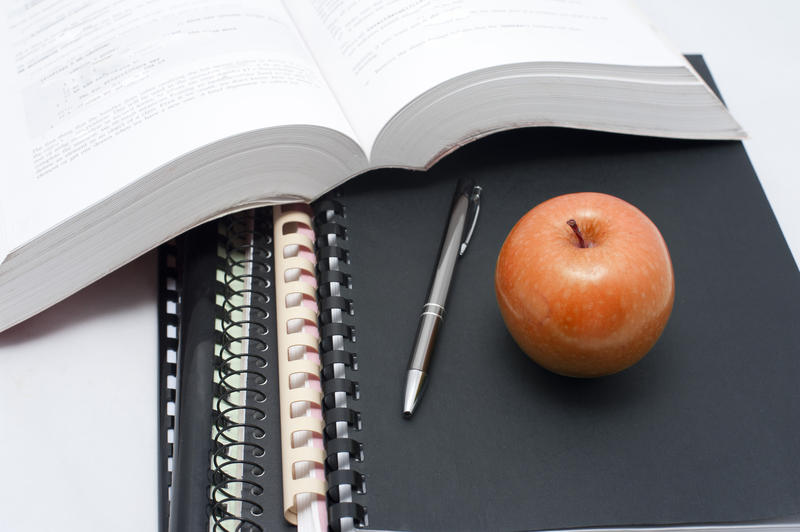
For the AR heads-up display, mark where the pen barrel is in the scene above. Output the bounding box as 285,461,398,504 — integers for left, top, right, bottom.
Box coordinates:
408,303,445,372
404,182,475,416
427,194,470,304
406,189,471,372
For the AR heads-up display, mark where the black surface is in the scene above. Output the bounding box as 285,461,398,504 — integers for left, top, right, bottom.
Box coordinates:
169,221,219,532
323,58,800,530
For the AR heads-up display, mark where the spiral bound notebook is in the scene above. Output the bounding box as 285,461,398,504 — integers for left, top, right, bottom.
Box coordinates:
158,210,287,532
158,56,800,532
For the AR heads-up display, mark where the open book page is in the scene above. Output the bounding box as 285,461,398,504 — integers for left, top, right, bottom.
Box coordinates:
0,0,355,251
285,0,689,156
0,40,19,260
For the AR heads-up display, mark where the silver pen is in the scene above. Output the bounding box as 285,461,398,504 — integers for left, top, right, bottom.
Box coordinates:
403,180,482,417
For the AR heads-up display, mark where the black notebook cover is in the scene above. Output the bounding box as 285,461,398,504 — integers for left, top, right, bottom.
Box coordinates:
311,56,800,531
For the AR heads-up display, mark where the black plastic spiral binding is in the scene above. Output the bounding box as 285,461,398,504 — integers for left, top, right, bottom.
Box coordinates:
157,242,179,532
313,198,368,531
209,210,276,532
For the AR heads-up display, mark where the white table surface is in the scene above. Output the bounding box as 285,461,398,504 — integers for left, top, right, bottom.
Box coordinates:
0,3,797,531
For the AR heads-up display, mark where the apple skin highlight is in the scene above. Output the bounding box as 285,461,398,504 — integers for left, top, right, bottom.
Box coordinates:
495,192,675,378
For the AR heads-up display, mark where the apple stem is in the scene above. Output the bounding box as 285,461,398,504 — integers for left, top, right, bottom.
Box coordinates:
567,219,588,248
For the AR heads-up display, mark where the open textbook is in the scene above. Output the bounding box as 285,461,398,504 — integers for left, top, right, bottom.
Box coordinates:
0,0,743,332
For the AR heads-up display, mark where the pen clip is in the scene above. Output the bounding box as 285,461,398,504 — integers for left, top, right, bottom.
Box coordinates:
459,185,482,256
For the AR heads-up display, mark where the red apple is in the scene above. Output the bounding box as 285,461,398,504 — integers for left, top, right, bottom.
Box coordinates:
495,192,674,377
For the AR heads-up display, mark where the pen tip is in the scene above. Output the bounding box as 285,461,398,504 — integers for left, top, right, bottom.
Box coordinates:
403,369,426,418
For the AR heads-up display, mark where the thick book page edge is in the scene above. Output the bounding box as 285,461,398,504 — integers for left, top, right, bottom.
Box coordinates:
0,123,367,334
273,205,328,530
285,0,725,155
621,0,748,139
